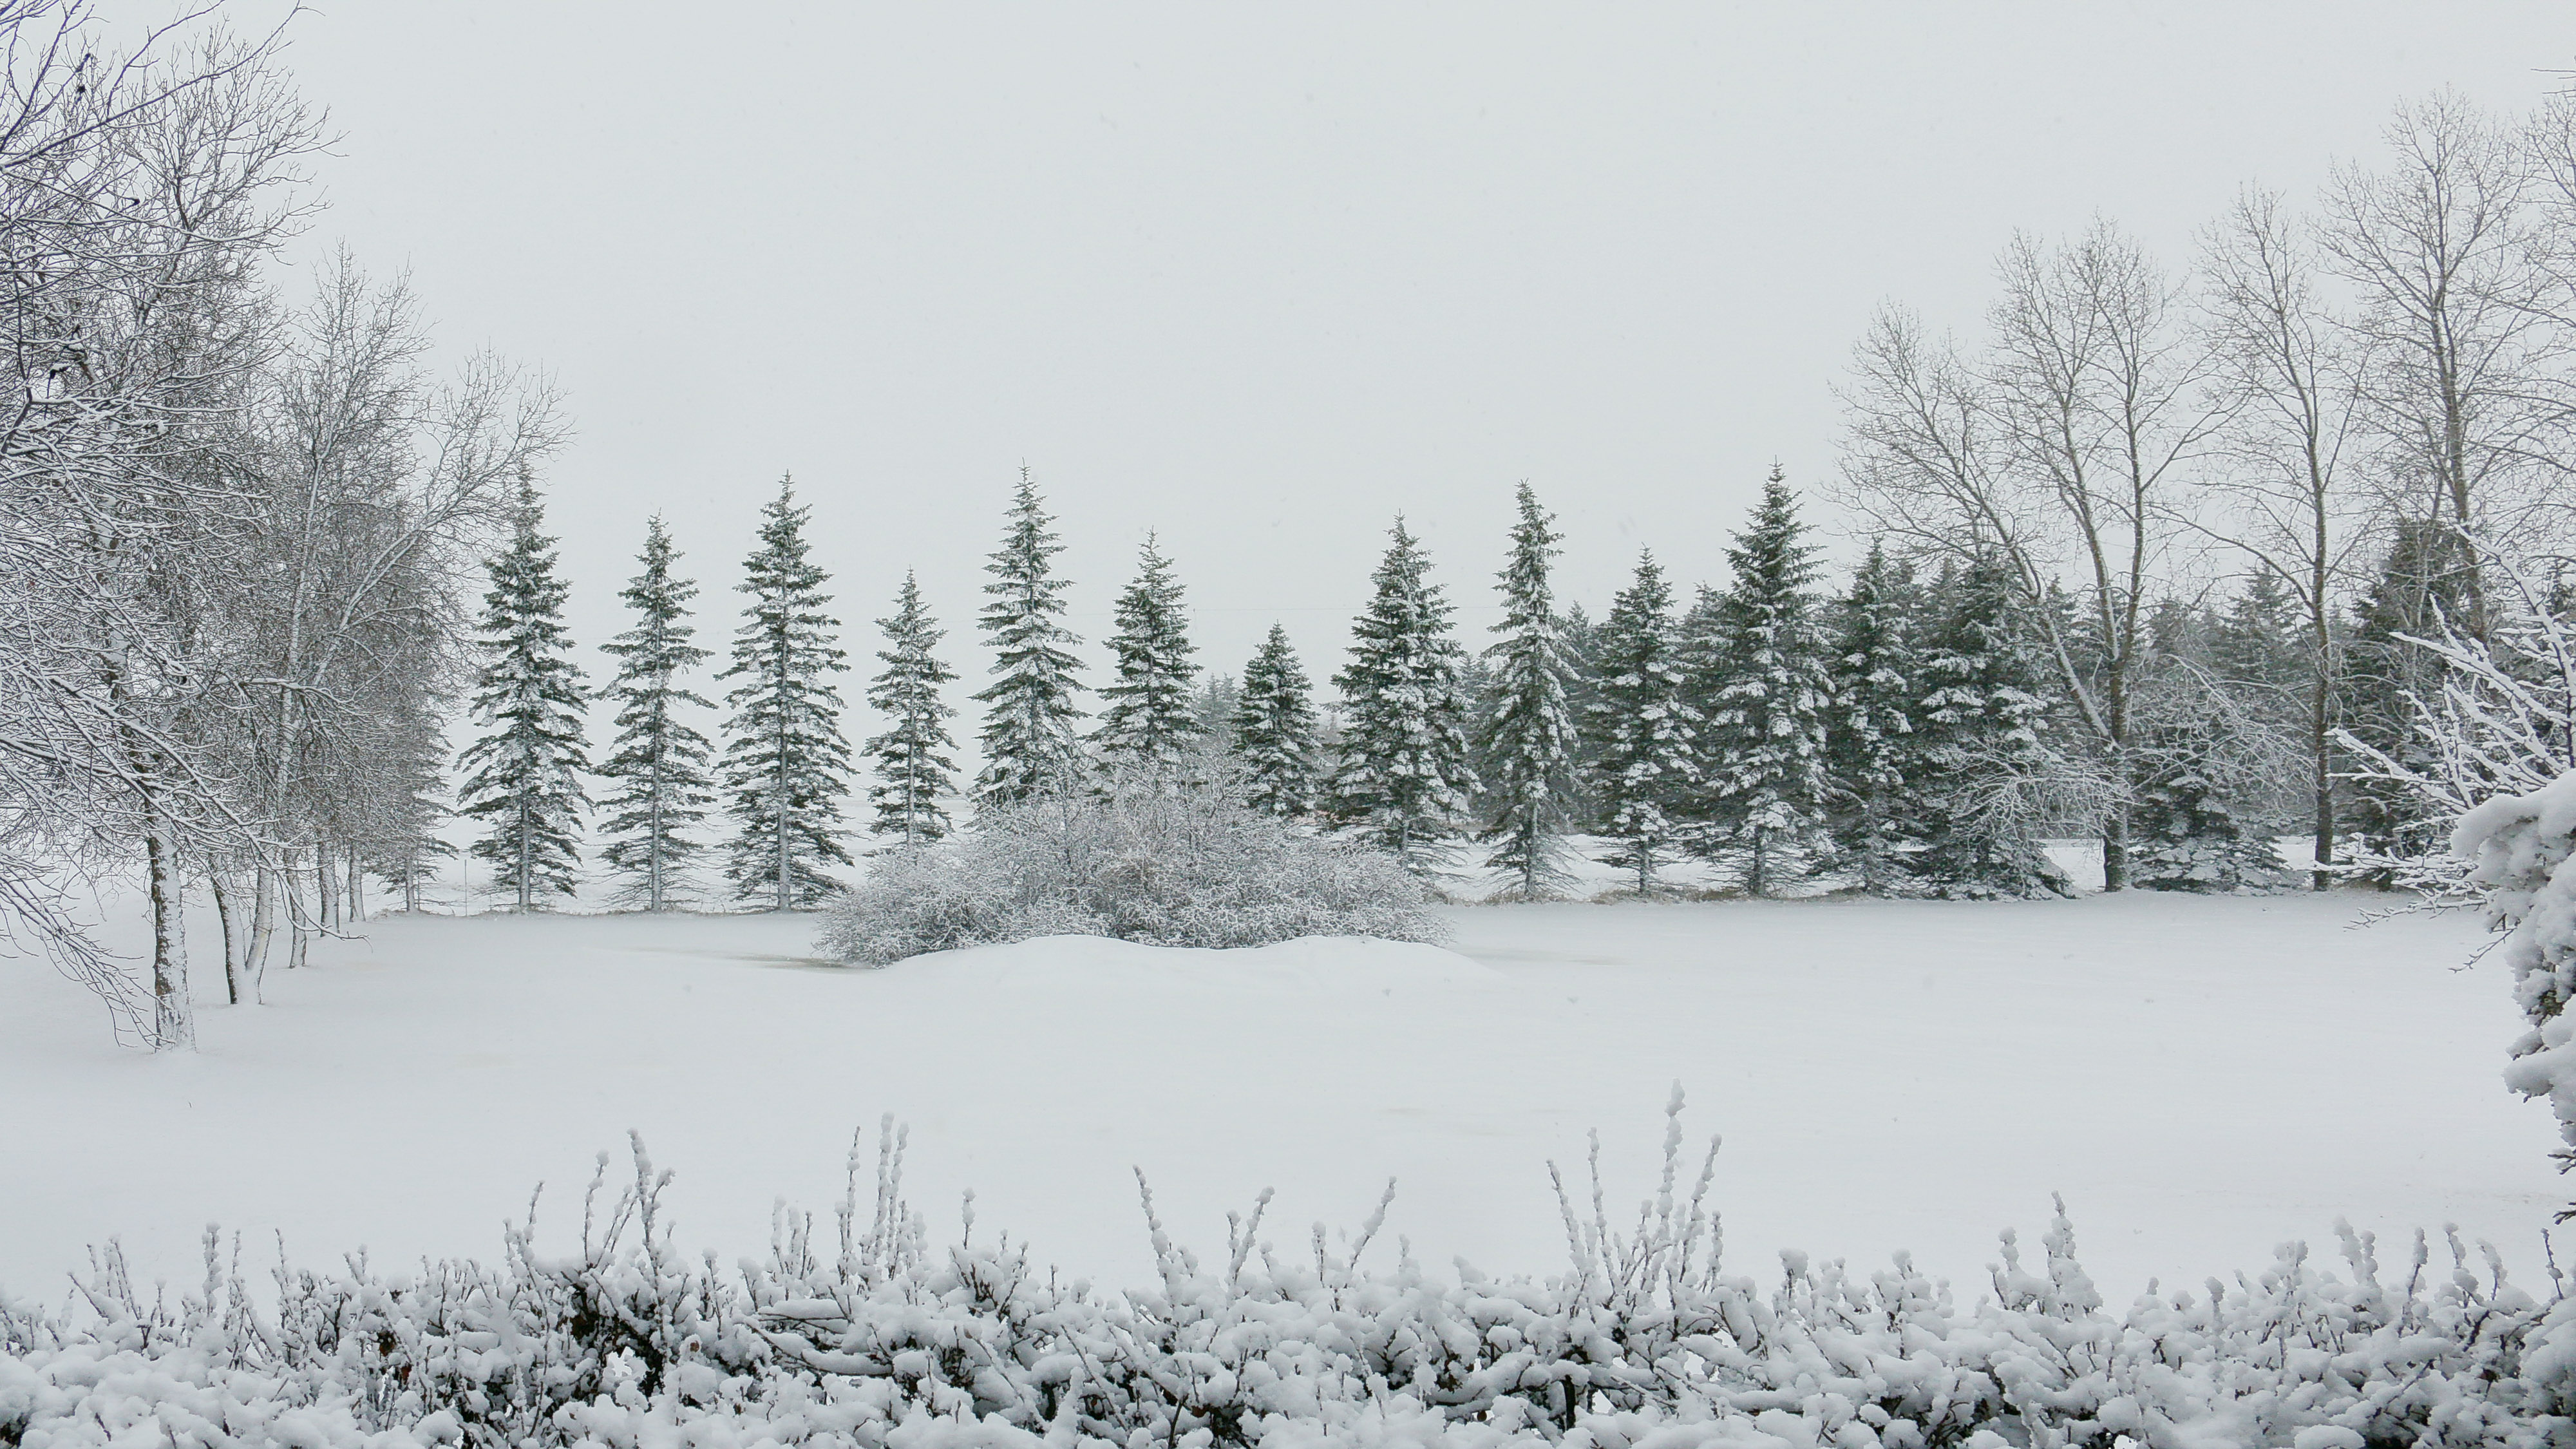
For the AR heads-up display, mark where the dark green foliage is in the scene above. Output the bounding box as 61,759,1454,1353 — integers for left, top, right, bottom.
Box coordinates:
1477,484,1581,899
1233,625,1318,818
975,469,1086,806
1329,517,1477,872
865,573,960,849
1909,559,2071,900
718,478,855,909
596,517,716,911
1094,535,1201,770
1586,551,1697,895
1826,543,1918,895
456,487,591,911
1692,469,1834,897
2345,518,2478,872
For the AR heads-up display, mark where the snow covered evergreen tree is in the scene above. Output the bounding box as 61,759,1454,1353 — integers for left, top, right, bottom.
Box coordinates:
1694,469,1834,897
864,573,960,849
1826,542,1920,895
2345,518,2477,875
595,517,716,911
975,468,1086,806
1093,534,1201,769
1586,550,1698,895
1477,483,1581,899
455,486,591,911
1233,623,1318,818
1909,558,2072,898
1329,518,1478,873
717,478,855,909
2129,596,2295,893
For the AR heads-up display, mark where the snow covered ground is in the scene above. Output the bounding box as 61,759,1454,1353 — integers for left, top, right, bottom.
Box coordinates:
1,891,2556,1317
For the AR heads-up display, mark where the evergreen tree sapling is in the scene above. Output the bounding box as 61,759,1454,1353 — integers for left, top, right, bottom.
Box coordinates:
975,468,1087,806
1909,559,2072,898
1586,549,1699,896
1092,533,1201,769
1826,542,1920,895
1329,517,1479,873
595,516,717,911
1233,623,1319,818
1694,469,1835,897
864,572,960,849
455,484,591,911
1475,483,1581,899
717,478,856,909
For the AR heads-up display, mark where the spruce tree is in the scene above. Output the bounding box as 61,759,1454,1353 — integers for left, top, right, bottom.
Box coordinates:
1826,542,1919,895
1694,468,1835,897
1910,558,2070,898
1586,549,1698,896
717,477,855,909
864,573,960,849
975,468,1086,806
595,517,716,911
1233,623,1318,817
455,485,590,911
1329,517,1478,872
1477,482,1580,899
2345,518,2474,873
1093,533,1201,769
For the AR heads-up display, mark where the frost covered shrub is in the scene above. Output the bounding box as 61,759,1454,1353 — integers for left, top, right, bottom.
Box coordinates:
12,1108,2576,1449
817,766,1446,965
2455,773,2576,1171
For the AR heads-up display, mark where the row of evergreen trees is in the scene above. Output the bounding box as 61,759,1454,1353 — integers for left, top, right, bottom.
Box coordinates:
453,464,2173,911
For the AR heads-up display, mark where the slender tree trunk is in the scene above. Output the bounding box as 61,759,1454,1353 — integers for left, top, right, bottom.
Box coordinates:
317,842,339,930
517,795,533,912
287,850,310,970
209,866,242,1006
143,803,193,1048
247,863,276,993
347,851,365,922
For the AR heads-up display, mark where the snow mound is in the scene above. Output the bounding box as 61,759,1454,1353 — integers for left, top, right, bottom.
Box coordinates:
887,932,1498,995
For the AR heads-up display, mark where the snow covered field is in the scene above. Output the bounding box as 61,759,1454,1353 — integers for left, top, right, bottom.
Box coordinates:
1,892,2555,1314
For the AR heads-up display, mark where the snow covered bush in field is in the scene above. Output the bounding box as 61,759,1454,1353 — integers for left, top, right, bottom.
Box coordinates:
817,766,1446,965
10,1110,2576,1449
2454,773,2576,1170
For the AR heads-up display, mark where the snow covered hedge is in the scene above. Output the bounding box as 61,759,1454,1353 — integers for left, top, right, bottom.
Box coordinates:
2454,773,2576,1172
9,1113,2576,1449
819,770,1444,966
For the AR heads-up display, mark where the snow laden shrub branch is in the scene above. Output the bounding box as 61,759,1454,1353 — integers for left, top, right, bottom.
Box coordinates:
2343,534,2576,898
816,764,1446,965
2454,775,2576,1192
12,1101,2576,1449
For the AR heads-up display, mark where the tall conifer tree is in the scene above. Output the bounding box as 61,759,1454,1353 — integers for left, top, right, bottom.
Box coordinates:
1910,558,2070,898
456,484,590,911
865,573,960,848
975,468,1086,805
1478,483,1580,899
1233,623,1318,817
1330,517,1478,871
1826,542,1919,895
1587,550,1698,895
718,477,855,909
1094,533,1200,769
596,516,715,911
1694,468,1835,896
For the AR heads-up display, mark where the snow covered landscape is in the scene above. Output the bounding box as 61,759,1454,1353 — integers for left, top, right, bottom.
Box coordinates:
20,1,2576,1444
3,887,2547,1312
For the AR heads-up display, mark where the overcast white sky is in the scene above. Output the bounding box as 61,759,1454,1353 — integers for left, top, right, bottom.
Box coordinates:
184,3,2576,705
